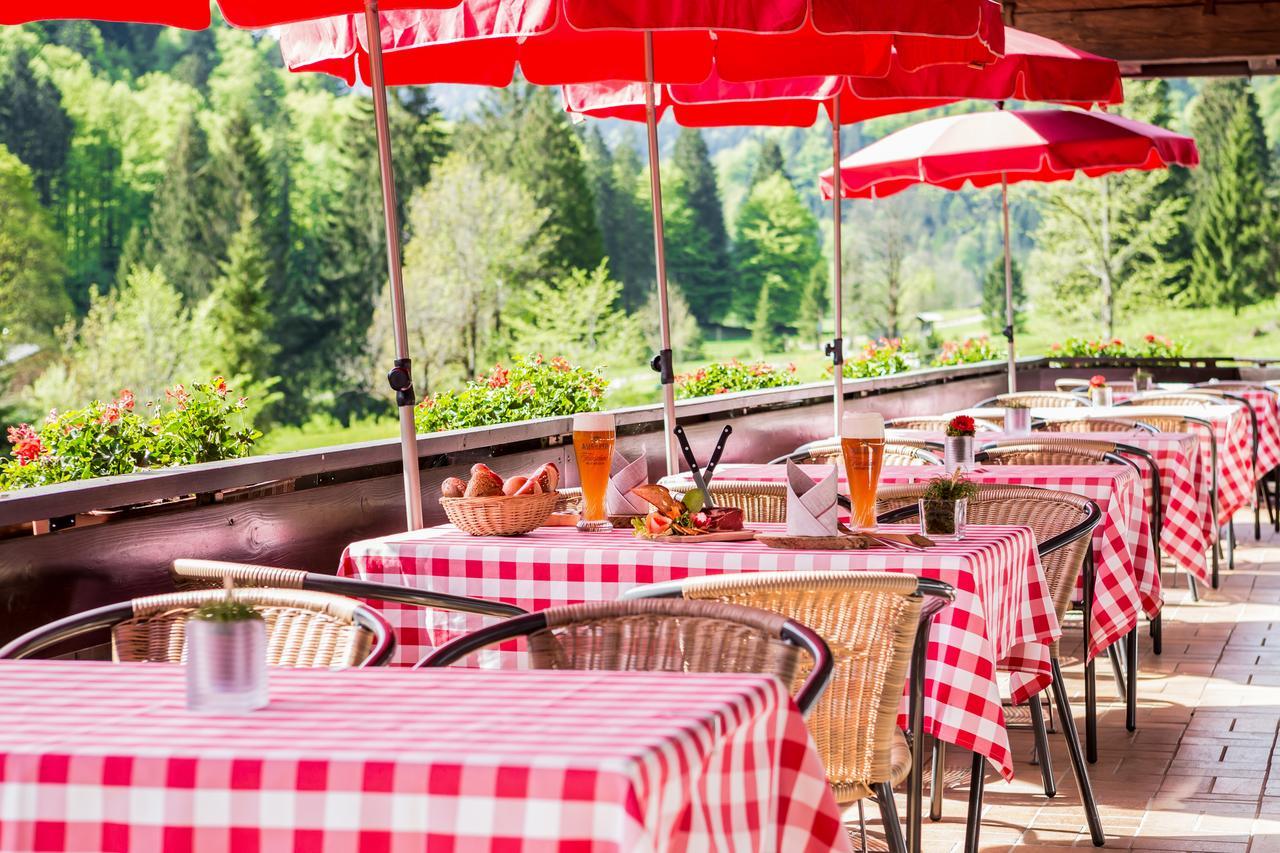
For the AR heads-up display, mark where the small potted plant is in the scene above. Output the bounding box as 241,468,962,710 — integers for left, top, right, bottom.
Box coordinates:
1002,399,1032,436
919,471,978,540
1089,374,1113,407
185,578,268,714
944,415,976,473
1133,368,1153,391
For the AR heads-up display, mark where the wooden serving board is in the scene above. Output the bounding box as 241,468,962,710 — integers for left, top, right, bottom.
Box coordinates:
756,532,936,550
638,529,760,543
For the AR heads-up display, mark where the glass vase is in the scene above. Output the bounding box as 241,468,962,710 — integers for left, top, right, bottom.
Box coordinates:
186,618,268,714
919,498,968,541
1090,387,1114,407
1004,407,1032,436
944,435,974,474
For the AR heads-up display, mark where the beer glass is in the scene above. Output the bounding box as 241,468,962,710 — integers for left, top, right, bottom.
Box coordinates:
573,412,616,532
840,411,885,530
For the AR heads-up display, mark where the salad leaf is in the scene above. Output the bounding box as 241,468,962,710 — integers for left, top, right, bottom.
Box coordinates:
682,489,705,514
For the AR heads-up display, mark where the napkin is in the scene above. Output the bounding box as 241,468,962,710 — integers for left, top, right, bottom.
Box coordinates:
785,460,839,536
606,451,649,515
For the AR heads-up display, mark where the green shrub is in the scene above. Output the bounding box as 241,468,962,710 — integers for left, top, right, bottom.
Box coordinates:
932,336,1003,367
675,359,800,399
415,355,607,432
0,378,258,491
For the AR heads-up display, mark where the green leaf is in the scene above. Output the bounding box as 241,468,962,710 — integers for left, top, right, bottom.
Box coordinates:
631,516,647,533
682,489,705,513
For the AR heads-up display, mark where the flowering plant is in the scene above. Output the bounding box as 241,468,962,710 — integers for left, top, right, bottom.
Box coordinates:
415,355,607,433
835,338,915,379
946,415,977,437
932,337,1002,367
1089,375,1108,389
676,359,799,399
0,378,258,491
1132,334,1186,358
1048,335,1186,359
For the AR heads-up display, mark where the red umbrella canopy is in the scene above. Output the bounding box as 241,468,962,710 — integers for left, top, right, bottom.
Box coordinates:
278,0,1004,87
819,108,1199,200
0,0,461,31
563,27,1122,129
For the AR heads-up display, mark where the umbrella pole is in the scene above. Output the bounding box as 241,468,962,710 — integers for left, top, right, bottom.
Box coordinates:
643,31,678,476
1001,171,1017,394
828,100,845,438
363,0,424,530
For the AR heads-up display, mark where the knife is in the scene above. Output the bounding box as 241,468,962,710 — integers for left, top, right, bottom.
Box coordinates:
672,425,715,508
702,425,733,486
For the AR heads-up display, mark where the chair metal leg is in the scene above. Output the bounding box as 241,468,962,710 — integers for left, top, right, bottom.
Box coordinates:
964,752,984,853
1086,655,1097,764
1107,644,1126,698
1028,695,1057,798
1211,529,1220,589
1255,484,1262,541
857,799,867,853
930,740,944,822
1125,627,1138,733
1187,568,1200,602
1051,660,1107,847
1228,520,1235,571
907,622,929,853
876,782,907,853
1151,612,1162,656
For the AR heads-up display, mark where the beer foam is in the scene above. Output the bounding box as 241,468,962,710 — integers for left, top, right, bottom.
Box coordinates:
572,412,615,431
841,411,884,439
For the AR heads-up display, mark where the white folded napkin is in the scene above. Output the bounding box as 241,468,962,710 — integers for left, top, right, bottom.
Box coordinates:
785,460,839,536
606,452,650,515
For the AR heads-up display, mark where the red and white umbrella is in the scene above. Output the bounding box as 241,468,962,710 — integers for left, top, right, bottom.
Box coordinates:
565,29,1122,433
280,0,1006,477
0,0,458,30
820,108,1199,391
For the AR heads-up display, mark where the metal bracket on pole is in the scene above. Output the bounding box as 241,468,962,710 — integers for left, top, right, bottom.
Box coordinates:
824,338,845,366
650,349,674,385
387,358,415,407
1001,325,1014,343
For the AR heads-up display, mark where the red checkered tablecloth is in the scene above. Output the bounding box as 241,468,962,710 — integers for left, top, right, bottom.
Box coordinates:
1224,388,1280,476
886,430,1212,585
713,463,1155,662
340,524,1057,781
0,661,848,853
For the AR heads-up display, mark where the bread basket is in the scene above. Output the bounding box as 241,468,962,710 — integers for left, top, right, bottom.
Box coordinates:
440,491,559,536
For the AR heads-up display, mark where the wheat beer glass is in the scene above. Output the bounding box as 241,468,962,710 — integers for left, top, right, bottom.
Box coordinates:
841,411,885,530
573,412,616,532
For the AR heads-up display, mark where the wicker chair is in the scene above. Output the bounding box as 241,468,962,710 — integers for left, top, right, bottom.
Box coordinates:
170,559,524,620
0,588,396,667
877,485,1105,848
658,477,791,523
772,440,944,467
1036,417,1159,435
974,391,1089,408
885,416,1000,433
419,598,834,717
1056,378,1136,394
623,572,954,853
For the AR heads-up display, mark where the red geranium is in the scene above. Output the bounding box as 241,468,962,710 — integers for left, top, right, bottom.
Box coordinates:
6,424,43,466
946,415,976,437
1089,375,1108,388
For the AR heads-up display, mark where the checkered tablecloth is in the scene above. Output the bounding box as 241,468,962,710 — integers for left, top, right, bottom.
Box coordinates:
713,463,1155,662
886,430,1212,584
1226,388,1280,476
340,524,1057,782
0,661,848,853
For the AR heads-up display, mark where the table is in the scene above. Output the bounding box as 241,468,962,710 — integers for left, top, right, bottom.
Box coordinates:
341,523,1057,781
709,462,1156,662
961,405,1253,524
0,660,848,853
887,429,1213,585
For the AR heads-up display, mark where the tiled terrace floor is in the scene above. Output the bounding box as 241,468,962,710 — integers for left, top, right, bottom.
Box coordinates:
872,511,1280,852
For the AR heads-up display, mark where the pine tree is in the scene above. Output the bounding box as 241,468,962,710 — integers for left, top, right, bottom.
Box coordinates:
733,173,821,327
1190,100,1272,312
205,202,278,385
751,276,783,354
981,255,1024,336
0,144,70,344
665,129,734,325
610,141,654,311
0,43,73,206
798,265,828,349
135,110,226,300
750,139,788,188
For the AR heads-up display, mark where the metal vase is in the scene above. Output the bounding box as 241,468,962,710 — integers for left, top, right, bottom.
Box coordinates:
1004,407,1032,436
944,435,974,474
186,618,268,714
1090,387,1114,407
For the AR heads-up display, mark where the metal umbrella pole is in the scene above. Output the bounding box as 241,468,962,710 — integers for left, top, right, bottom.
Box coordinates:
363,0,425,530
643,31,679,476
826,98,845,437
1001,170,1017,393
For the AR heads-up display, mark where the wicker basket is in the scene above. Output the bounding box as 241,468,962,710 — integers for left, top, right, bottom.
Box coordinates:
441,491,560,536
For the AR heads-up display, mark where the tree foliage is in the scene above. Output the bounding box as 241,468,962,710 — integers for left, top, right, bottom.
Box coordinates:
666,129,734,324
0,145,70,346
733,173,821,327
509,263,645,367
583,129,652,312
981,254,1024,336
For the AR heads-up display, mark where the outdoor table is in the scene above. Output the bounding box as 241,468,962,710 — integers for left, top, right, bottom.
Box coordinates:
888,429,1214,586
340,522,1058,781
0,660,849,853
706,462,1156,663
1121,386,1280,477
959,404,1253,525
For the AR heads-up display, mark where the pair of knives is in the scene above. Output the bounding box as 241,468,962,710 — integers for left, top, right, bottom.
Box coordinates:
673,425,732,508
